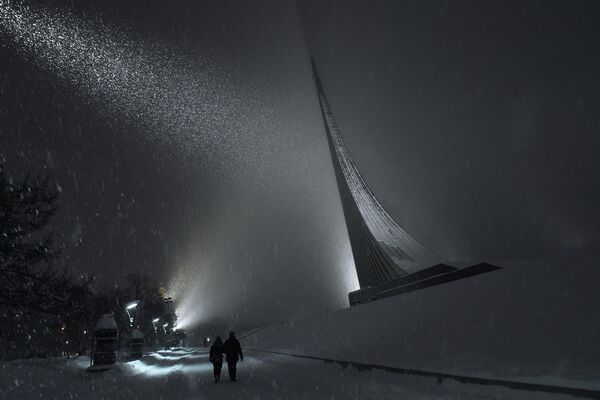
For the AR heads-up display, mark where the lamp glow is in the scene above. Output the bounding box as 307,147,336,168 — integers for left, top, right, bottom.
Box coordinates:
125,301,139,327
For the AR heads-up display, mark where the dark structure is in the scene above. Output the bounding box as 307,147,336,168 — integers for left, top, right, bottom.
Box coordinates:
128,328,144,360
311,59,501,305
89,314,119,371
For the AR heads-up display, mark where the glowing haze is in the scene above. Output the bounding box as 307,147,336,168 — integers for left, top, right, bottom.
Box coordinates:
0,0,359,331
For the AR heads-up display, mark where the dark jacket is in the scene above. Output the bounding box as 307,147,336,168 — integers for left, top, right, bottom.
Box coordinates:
209,340,224,364
223,337,243,363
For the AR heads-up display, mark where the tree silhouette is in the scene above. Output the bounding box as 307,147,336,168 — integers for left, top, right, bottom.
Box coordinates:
0,164,67,313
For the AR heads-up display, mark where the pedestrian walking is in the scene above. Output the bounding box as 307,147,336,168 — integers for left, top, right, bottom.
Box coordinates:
209,336,224,383
223,331,243,381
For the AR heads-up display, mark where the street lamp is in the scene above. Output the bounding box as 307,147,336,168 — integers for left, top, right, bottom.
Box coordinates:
162,322,168,335
125,301,139,327
152,317,160,333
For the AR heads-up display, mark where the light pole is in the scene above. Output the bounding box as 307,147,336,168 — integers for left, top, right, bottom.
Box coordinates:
151,317,160,352
125,301,139,327
164,297,176,325
162,322,169,335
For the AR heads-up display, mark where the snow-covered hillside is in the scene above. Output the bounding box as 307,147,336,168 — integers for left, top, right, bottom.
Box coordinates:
2,246,598,399
246,244,600,390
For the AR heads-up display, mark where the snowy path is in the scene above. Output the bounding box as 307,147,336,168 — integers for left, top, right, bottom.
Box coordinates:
0,348,587,399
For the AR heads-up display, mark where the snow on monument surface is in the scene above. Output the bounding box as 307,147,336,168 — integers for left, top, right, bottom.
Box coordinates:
246,243,600,390
312,59,443,288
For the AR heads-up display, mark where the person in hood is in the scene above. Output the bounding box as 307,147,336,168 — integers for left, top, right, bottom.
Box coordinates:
209,336,224,383
223,331,243,381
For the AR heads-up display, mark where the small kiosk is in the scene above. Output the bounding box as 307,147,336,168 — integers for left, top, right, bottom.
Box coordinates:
129,328,144,359
88,314,119,372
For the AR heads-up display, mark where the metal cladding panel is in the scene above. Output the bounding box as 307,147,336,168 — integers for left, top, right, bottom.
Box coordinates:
312,59,443,288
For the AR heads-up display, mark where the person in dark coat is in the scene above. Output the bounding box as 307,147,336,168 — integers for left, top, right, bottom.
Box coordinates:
223,331,243,381
209,336,224,383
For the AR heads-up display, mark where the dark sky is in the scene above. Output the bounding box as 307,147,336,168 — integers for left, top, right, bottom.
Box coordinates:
301,0,600,260
0,0,358,330
1,0,600,329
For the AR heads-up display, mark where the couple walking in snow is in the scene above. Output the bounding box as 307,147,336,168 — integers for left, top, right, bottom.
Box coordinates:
209,331,243,383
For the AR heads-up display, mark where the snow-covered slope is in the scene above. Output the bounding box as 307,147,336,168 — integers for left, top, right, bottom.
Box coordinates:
245,244,600,389
2,246,598,399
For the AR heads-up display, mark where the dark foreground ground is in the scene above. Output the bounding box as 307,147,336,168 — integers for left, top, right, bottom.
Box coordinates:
0,347,583,399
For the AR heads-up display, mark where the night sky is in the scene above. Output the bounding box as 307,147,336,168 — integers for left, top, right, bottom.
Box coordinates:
302,0,600,261
1,0,600,330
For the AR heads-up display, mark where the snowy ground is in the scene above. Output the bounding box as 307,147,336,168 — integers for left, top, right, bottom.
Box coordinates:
248,245,600,393
3,246,599,399
0,348,590,400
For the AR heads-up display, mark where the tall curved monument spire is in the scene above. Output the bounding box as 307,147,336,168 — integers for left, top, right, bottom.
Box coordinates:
311,58,443,288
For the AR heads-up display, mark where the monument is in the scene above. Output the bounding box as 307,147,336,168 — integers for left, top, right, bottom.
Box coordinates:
311,58,501,305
